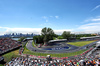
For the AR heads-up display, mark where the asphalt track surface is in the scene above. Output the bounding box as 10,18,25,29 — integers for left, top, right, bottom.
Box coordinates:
26,40,98,53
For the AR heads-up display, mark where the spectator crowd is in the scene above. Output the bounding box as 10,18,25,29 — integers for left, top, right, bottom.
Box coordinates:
0,38,22,54
5,49,100,66
5,56,100,66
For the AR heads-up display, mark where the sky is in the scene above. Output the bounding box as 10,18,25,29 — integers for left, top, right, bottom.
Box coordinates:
0,0,100,35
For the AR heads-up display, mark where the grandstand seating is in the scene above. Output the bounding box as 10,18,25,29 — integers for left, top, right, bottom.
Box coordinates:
5,54,100,66
0,38,22,54
5,48,100,66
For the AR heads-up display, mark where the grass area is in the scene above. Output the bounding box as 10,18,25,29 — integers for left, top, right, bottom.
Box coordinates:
23,42,87,57
3,49,21,62
0,64,3,66
67,40,96,47
32,41,37,48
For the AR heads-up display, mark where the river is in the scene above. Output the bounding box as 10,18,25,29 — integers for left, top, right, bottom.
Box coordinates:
11,37,33,41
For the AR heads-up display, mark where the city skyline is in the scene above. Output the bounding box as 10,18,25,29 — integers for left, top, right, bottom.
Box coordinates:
0,0,100,35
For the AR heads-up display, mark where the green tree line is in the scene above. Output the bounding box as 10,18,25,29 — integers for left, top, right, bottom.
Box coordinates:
18,27,96,45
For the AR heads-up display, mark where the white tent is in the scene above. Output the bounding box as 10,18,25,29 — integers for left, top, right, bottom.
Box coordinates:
47,55,50,57
48,39,67,43
96,41,100,47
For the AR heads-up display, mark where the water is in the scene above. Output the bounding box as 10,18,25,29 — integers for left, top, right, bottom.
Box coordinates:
11,38,19,40
11,37,33,41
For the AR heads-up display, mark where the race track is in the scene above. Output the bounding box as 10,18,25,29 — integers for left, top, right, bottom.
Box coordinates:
26,40,98,53
26,40,81,53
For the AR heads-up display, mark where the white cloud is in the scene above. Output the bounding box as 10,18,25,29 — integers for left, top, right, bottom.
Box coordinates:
0,32,6,35
91,18,100,21
50,16,53,18
46,20,48,22
77,16,100,33
42,16,47,19
91,5,100,11
0,26,42,35
0,26,9,29
42,16,59,20
78,22,100,32
42,16,48,22
39,22,52,27
84,16,100,22
0,26,73,35
55,16,59,19
54,29,73,35
42,15,59,22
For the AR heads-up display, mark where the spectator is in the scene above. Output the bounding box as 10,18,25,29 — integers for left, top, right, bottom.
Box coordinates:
0,38,22,54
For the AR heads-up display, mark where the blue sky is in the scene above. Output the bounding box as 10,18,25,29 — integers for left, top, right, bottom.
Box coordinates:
0,0,100,35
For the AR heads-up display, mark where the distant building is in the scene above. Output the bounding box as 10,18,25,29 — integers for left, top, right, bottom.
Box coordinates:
0,33,37,38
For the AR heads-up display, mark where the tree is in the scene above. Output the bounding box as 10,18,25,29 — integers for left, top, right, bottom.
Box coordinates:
61,31,71,40
41,27,54,44
33,35,43,44
75,34,94,39
18,37,26,42
57,36,64,39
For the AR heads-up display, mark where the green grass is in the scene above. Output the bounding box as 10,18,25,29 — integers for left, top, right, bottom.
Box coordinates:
0,64,3,66
32,41,37,48
23,49,87,57
67,40,96,47
3,49,21,62
23,42,87,57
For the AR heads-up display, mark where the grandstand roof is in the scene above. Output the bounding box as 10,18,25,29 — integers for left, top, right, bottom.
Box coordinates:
96,41,100,46
80,36,100,39
48,39,67,43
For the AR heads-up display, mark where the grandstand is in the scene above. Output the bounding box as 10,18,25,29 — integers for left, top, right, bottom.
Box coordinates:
0,38,22,62
5,48,100,66
0,38,22,54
